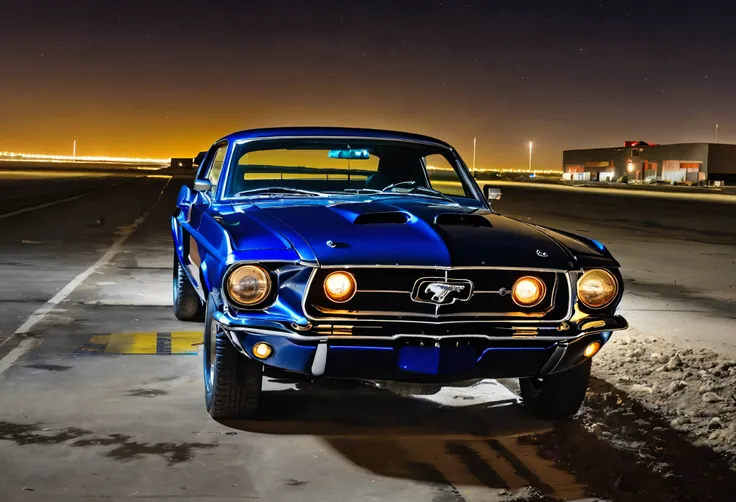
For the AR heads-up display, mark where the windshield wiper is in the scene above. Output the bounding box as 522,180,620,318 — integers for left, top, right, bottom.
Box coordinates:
343,188,382,194
375,181,458,204
404,185,458,204
232,187,326,198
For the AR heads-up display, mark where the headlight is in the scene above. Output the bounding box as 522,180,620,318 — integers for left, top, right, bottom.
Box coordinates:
226,265,271,307
577,269,618,309
512,276,546,307
323,271,357,303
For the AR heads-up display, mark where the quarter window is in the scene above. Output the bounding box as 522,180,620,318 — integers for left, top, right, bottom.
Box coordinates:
424,154,470,197
208,145,228,190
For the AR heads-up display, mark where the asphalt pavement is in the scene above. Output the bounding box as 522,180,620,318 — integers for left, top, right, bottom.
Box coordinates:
492,182,736,357
0,169,735,501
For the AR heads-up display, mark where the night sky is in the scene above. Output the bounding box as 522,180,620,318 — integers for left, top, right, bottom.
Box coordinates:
1,0,735,169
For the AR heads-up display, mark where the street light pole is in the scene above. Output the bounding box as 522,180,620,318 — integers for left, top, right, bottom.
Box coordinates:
715,124,719,142
529,141,533,171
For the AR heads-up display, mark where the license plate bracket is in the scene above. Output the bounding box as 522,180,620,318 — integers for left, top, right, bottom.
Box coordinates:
398,346,440,375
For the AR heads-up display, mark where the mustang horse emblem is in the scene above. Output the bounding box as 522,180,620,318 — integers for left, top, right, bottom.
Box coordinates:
424,283,466,303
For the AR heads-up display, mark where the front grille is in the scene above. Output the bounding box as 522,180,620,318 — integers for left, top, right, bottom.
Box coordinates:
304,267,571,321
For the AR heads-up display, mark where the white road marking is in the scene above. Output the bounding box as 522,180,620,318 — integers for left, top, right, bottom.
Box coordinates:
0,339,38,375
0,180,129,220
0,193,89,220
0,178,171,376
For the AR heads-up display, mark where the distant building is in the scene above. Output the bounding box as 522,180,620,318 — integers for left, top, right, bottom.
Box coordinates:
562,141,736,184
170,157,194,169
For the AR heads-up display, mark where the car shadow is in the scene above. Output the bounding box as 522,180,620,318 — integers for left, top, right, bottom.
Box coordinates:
231,379,541,438
219,378,736,501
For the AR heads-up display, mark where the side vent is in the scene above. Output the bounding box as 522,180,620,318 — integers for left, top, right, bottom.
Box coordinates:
354,212,409,225
434,213,492,227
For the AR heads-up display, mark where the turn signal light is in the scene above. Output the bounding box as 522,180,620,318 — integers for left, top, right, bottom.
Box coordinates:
584,341,602,358
252,342,273,360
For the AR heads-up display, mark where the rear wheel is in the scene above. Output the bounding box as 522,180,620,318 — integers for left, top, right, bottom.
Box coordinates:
203,295,262,419
520,360,591,420
172,254,205,321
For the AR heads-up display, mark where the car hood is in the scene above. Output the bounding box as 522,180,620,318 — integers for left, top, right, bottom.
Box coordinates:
221,196,597,269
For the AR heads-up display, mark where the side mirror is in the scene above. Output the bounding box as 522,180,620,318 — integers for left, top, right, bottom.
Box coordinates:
483,185,502,201
193,179,212,193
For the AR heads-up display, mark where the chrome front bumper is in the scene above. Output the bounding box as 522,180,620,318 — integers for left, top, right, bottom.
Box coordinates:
213,311,628,382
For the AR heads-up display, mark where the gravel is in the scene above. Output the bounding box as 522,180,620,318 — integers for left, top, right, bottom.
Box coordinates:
591,329,736,466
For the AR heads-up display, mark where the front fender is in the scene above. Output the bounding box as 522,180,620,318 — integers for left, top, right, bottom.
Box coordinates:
171,216,184,263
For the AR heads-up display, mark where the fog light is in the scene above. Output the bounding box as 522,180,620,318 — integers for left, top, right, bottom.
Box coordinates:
584,341,602,358
252,342,273,360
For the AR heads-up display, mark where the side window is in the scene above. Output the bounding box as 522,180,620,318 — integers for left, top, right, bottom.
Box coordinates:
425,154,470,197
207,145,228,190
194,149,213,180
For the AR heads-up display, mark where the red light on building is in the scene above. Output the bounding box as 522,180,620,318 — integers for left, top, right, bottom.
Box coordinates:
625,140,658,147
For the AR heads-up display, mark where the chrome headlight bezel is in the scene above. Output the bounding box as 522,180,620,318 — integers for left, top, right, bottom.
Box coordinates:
323,270,357,303
576,268,619,309
511,275,547,308
224,264,273,308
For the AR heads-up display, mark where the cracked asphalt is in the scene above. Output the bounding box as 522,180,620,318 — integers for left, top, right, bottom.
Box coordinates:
0,168,734,501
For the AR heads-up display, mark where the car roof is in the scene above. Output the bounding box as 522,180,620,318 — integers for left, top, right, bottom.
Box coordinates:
217,127,454,149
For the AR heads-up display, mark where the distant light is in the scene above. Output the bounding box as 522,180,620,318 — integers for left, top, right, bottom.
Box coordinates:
627,162,635,172
0,151,169,164
426,165,563,175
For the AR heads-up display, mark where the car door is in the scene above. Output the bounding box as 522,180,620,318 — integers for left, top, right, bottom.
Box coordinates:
176,142,228,286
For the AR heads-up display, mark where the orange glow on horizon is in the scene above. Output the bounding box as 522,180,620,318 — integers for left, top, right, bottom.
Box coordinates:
0,151,169,165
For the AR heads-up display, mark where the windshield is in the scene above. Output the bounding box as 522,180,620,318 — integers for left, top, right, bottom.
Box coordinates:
223,139,480,203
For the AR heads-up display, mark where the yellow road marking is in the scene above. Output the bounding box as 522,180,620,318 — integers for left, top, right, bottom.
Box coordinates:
79,332,202,355
89,334,111,346
105,332,157,354
170,331,205,354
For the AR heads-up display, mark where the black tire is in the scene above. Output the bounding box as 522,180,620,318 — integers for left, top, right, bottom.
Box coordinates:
172,254,205,322
519,359,591,420
203,295,262,419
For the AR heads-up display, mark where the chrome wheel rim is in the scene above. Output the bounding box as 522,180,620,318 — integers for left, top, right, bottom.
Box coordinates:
208,317,218,387
172,261,179,303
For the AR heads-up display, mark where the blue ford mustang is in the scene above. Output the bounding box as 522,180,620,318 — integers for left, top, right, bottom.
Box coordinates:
171,127,628,420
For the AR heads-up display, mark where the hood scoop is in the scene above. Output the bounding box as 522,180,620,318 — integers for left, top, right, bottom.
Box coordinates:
354,212,409,225
434,213,492,228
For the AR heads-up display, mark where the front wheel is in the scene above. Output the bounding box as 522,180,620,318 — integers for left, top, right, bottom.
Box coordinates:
519,360,591,420
203,295,262,419
172,254,205,322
